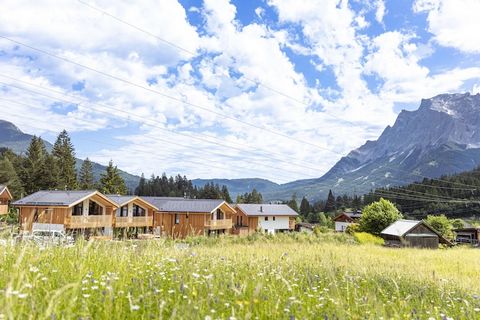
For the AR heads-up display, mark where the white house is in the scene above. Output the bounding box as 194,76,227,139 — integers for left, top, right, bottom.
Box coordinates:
333,211,362,232
234,204,298,234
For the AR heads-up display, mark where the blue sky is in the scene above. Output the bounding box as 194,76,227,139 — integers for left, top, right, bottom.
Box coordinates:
0,0,480,183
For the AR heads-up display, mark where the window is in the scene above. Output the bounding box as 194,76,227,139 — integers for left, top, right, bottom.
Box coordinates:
273,216,276,221
175,214,180,224
72,203,83,216
265,216,268,221
133,204,146,217
240,216,243,226
118,205,128,217
216,209,224,220
88,200,103,216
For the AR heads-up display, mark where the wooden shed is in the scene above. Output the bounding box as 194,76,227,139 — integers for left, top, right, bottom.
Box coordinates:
380,219,452,249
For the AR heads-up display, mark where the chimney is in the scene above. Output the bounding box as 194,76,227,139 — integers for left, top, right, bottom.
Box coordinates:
260,206,263,213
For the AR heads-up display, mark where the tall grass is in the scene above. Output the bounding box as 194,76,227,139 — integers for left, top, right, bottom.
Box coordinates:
0,234,479,319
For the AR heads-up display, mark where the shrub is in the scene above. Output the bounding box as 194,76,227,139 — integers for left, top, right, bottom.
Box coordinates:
313,225,330,235
345,223,359,235
353,232,385,245
359,198,402,235
425,214,454,239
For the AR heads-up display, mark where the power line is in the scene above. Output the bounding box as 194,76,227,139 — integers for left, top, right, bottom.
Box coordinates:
2,35,479,190
0,107,302,184
0,74,325,173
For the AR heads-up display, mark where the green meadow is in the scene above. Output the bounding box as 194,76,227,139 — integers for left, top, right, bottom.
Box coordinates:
0,233,479,319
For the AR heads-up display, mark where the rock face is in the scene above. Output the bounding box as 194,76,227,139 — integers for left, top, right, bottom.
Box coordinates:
263,93,480,200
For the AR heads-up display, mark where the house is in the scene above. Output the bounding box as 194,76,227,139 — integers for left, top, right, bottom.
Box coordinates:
13,190,118,236
295,222,315,233
234,204,298,235
0,185,13,215
333,211,362,232
380,219,453,248
106,195,158,232
143,197,236,238
453,227,480,244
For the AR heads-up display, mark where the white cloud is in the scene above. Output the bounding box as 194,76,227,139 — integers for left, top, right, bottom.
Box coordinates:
375,0,386,24
414,0,480,53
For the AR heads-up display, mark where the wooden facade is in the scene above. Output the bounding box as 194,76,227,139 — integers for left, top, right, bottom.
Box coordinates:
111,197,156,230
16,192,118,233
381,220,452,249
0,186,12,215
232,207,258,235
153,202,235,238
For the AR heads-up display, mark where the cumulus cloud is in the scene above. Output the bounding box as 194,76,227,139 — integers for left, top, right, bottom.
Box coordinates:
414,0,480,53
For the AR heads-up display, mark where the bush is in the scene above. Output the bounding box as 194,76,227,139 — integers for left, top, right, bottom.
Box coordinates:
345,223,359,235
313,225,330,235
359,198,402,235
353,232,385,245
425,214,454,239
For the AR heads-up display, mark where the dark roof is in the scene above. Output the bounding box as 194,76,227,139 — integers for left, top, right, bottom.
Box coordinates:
296,222,315,229
141,197,228,213
13,190,97,207
345,211,362,218
236,204,298,216
106,195,137,206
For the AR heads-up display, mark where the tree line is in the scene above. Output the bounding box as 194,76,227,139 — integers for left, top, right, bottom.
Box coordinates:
0,130,128,198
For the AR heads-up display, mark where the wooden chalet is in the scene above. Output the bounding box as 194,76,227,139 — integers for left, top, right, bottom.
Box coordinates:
380,219,453,249
233,204,297,235
0,185,12,215
107,195,157,232
13,190,118,235
143,197,236,238
454,227,480,245
333,211,362,232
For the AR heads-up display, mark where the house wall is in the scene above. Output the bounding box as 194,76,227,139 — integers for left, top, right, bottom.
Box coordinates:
335,221,352,232
154,212,207,238
258,216,290,234
19,206,70,232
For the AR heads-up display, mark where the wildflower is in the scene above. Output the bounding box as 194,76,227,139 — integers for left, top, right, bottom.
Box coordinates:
18,293,28,299
83,294,90,298
192,273,200,278
475,308,480,312
29,266,39,273
130,305,140,311
91,286,99,290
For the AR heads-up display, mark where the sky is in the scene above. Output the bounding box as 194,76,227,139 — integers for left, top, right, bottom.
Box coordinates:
1,0,480,184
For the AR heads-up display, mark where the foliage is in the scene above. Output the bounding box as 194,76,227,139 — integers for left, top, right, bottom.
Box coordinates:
299,196,311,216
451,218,465,229
313,225,330,235
345,223,360,235
78,157,95,189
52,130,77,189
425,214,454,239
0,237,479,319
359,198,402,235
0,156,24,198
353,232,385,245
286,194,299,212
236,188,263,204
99,160,128,195
324,189,336,212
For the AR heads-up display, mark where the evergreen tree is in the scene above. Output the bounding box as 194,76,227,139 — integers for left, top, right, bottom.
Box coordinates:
79,158,95,189
287,194,299,213
324,189,336,212
21,136,48,194
40,154,61,190
52,130,77,189
300,197,311,216
221,185,232,203
0,157,24,199
99,160,127,195
135,173,147,195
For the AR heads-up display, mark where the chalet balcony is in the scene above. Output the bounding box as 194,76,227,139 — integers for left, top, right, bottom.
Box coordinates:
205,218,232,230
0,204,8,215
115,216,153,228
67,215,113,229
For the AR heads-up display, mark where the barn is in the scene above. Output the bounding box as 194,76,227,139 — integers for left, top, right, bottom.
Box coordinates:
380,219,453,249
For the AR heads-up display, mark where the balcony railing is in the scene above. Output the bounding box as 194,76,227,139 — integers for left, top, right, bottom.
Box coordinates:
0,205,8,215
205,218,232,230
68,215,113,229
115,216,153,228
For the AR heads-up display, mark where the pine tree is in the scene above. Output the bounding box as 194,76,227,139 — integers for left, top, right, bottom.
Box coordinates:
0,157,24,198
52,130,77,190
324,189,336,212
79,158,95,189
287,194,299,213
221,185,232,203
21,136,49,194
135,173,147,195
300,197,311,216
40,154,61,190
99,160,127,195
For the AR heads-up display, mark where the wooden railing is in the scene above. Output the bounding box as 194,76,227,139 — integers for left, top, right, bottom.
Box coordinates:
205,218,232,230
0,205,8,215
68,215,113,229
115,216,153,228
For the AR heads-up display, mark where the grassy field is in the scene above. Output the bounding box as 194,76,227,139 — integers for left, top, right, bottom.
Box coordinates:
1,233,479,319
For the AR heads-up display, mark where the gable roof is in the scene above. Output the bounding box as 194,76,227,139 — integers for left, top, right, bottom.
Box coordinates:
106,195,158,210
381,219,420,237
13,190,118,208
333,211,362,222
141,197,229,213
0,185,12,200
236,204,298,217
381,219,453,245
